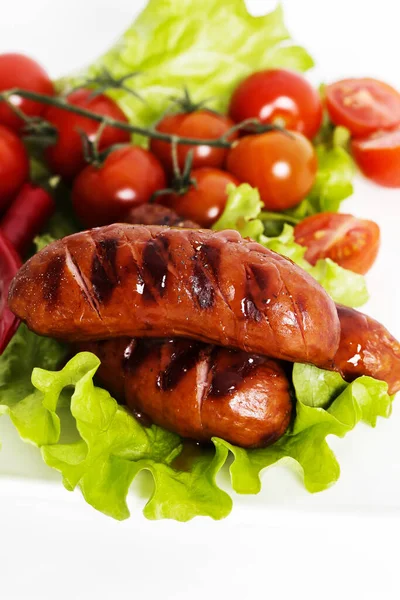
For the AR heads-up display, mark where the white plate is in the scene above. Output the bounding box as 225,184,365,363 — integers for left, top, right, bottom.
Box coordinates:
1,1,400,598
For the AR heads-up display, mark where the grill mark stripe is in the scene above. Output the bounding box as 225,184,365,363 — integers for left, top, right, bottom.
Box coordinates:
190,260,215,309
120,230,156,304
157,340,205,391
97,238,119,279
42,254,65,304
89,236,120,303
188,239,216,310
209,351,266,397
142,235,170,298
241,266,263,322
91,252,115,303
198,243,221,280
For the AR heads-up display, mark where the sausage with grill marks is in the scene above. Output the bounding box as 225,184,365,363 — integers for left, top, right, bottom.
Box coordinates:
79,337,293,449
120,206,400,394
8,224,340,366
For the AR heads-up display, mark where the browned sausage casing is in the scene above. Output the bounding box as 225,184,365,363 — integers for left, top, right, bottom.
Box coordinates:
332,305,400,394
123,207,400,394
8,224,340,366
80,338,293,449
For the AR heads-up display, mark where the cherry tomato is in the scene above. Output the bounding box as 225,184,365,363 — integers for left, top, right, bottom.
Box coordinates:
229,69,323,140
72,146,167,228
0,125,29,212
294,212,380,275
226,131,317,211
45,89,131,180
0,53,55,131
351,128,400,187
326,78,400,137
160,168,239,228
150,110,237,173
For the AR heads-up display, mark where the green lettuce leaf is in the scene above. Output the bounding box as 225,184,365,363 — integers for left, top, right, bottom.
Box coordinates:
71,0,313,131
0,348,392,520
305,143,354,213
213,184,369,307
1,350,231,521
0,325,68,446
212,183,264,239
219,372,392,495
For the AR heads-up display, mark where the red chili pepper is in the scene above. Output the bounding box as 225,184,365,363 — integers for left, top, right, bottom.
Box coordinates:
0,183,55,353
0,183,55,256
0,231,21,354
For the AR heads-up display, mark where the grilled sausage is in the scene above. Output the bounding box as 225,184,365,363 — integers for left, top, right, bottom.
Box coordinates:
79,337,292,448
331,305,400,394
8,224,340,366
127,203,199,229
125,205,400,394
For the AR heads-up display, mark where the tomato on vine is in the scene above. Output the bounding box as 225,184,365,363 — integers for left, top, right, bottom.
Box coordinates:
159,168,240,228
226,130,317,211
45,89,131,180
72,145,166,228
0,53,55,131
229,69,323,139
150,110,237,173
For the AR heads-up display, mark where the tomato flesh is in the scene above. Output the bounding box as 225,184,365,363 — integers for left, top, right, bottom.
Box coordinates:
72,146,167,228
160,168,239,228
226,131,317,211
45,89,131,180
229,69,323,139
294,212,380,275
352,128,400,187
0,53,55,131
150,110,237,173
326,78,400,137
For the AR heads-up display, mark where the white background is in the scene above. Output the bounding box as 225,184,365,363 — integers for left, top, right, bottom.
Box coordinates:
1,1,400,598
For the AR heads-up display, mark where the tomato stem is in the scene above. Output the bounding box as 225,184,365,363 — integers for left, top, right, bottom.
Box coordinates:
0,88,288,149
0,88,233,148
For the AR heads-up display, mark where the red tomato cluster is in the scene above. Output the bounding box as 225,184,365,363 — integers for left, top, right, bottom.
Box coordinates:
0,51,397,285
57,68,323,228
0,53,58,352
0,55,56,240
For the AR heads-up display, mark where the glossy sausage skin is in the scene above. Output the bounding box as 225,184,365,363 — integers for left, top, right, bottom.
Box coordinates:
332,305,400,394
8,224,340,366
123,206,400,394
127,203,199,229
80,337,293,449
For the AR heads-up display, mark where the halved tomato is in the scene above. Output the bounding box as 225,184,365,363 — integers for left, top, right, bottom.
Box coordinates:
352,128,400,187
326,78,400,137
294,212,380,275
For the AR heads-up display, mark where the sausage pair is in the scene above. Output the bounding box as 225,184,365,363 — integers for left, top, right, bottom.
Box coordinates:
78,304,400,448
8,221,400,449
